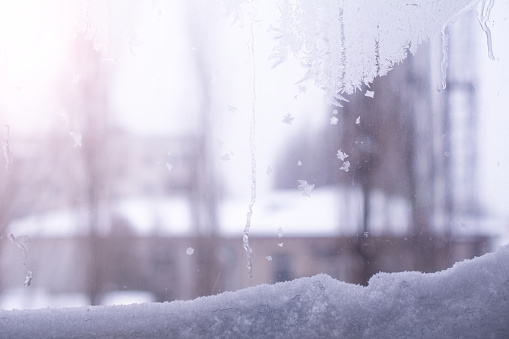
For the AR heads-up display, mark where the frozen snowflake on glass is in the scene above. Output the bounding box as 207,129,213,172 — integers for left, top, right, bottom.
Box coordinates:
186,247,194,256
276,227,284,238
356,116,360,125
340,161,350,172
266,165,273,175
227,104,238,113
72,73,82,84
330,116,338,125
336,149,348,161
297,179,315,197
282,113,295,125
266,256,272,261
69,132,82,148
166,162,173,172
24,271,33,287
297,161,302,166
220,152,234,161
365,90,374,98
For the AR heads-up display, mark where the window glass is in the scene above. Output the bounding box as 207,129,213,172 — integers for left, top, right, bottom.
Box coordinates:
0,0,507,310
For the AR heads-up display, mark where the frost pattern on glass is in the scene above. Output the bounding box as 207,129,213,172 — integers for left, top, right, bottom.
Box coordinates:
356,116,360,125
278,242,284,247
186,247,194,256
297,161,302,166
265,256,272,261
365,90,374,98
266,165,273,175
477,0,495,60
2,125,11,174
272,0,479,106
297,179,315,197
330,116,338,125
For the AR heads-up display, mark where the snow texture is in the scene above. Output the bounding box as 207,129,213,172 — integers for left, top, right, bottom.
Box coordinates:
1,245,508,338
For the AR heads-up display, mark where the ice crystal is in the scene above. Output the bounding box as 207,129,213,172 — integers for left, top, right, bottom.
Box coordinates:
186,247,194,256
356,116,360,125
330,116,338,125
365,90,374,98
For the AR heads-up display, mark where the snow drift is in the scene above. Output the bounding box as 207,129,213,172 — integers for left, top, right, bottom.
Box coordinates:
1,244,508,338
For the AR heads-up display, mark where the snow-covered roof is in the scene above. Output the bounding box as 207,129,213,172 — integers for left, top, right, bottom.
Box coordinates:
5,187,408,238
5,187,507,241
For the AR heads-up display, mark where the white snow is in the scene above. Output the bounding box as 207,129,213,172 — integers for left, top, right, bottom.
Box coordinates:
1,244,507,338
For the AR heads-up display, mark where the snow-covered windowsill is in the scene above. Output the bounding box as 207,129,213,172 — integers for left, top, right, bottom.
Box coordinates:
1,244,507,338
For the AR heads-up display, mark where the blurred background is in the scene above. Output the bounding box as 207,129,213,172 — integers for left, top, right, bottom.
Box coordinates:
0,1,508,309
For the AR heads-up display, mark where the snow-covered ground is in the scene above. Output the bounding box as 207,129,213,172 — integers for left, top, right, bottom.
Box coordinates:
1,244,507,338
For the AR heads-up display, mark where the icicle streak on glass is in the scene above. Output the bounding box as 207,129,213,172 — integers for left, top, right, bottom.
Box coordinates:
243,8,257,285
441,27,449,90
477,0,495,60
